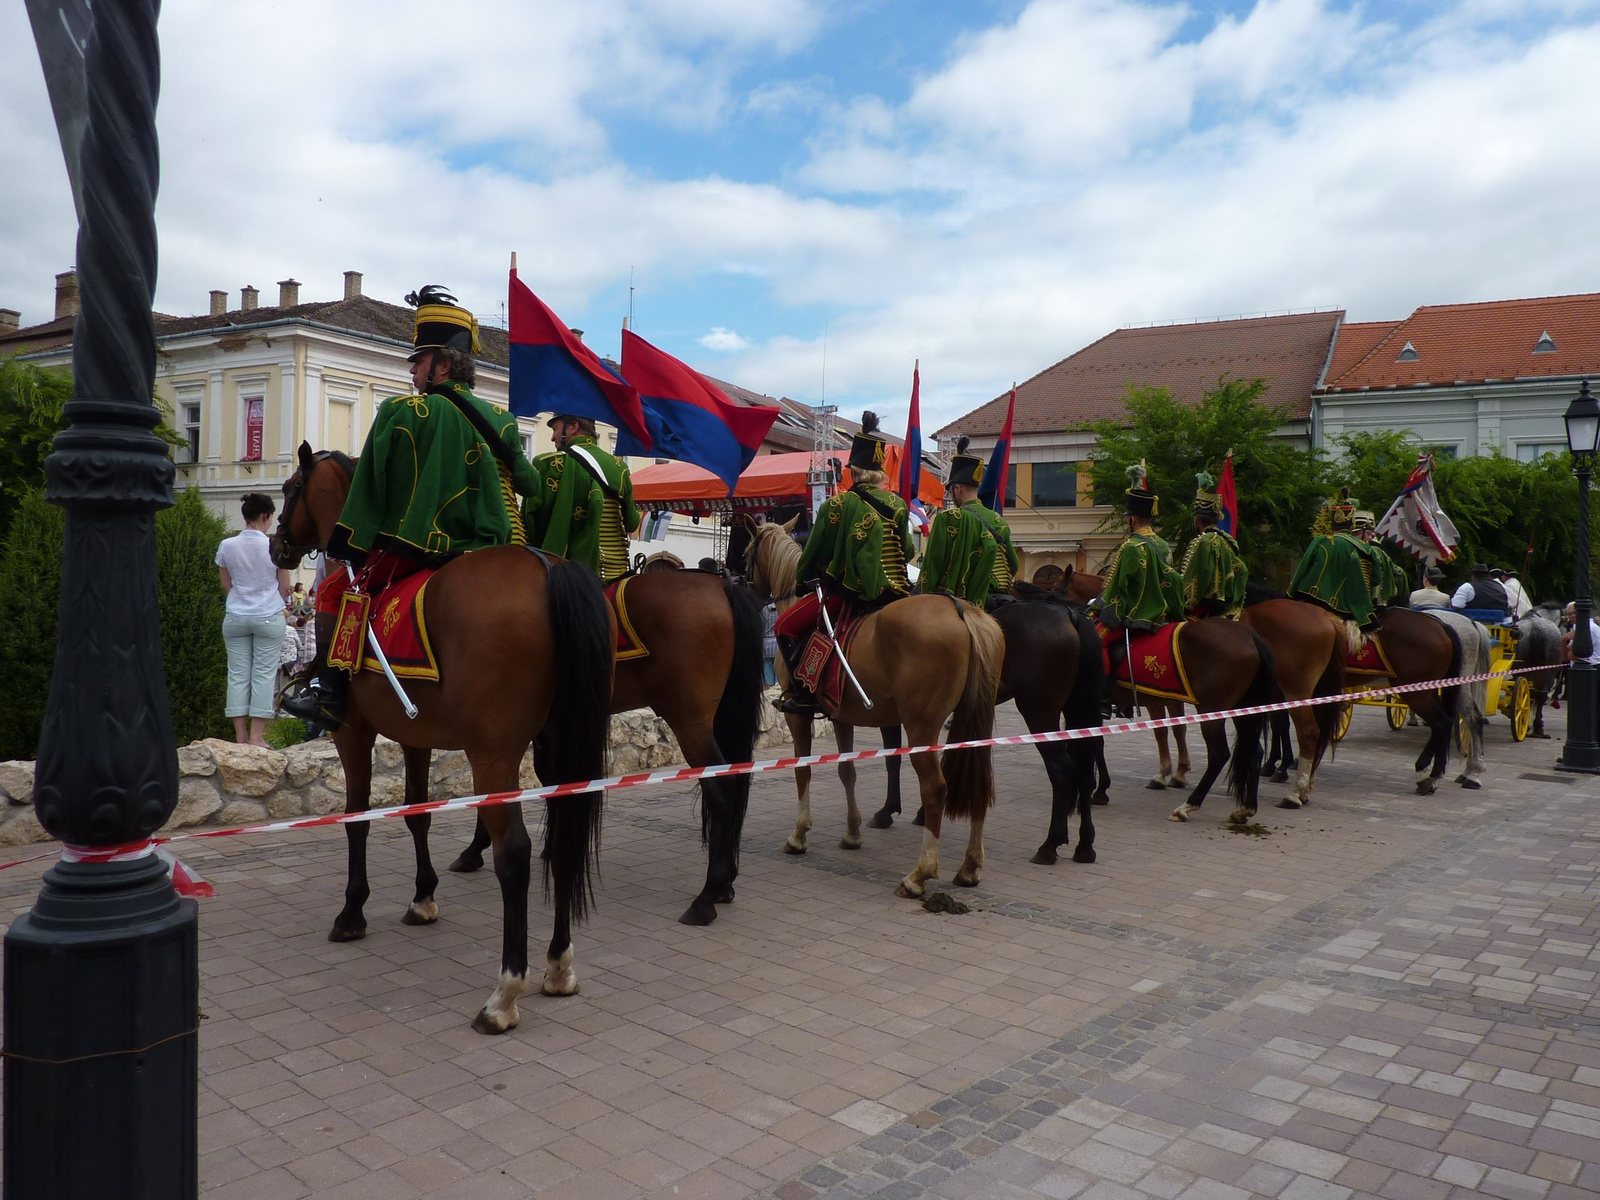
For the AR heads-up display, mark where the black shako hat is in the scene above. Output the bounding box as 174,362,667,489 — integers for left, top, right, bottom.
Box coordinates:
1125,460,1158,519
947,436,984,489
849,410,888,472
406,285,481,362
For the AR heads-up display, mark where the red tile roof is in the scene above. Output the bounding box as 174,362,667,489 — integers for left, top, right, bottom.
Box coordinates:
1321,292,1600,391
1323,319,1400,385
937,310,1342,438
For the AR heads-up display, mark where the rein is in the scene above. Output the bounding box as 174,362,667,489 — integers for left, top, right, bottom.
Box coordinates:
275,450,355,560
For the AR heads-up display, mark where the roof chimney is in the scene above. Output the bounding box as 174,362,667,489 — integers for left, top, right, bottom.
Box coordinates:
569,328,585,342
240,285,259,311
0,310,19,333
343,270,363,300
54,270,79,320
209,289,228,317
277,279,301,308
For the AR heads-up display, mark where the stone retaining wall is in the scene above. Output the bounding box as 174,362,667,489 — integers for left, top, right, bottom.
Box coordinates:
0,691,792,847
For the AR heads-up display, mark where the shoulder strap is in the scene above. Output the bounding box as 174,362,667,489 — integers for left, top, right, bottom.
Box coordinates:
433,386,517,477
850,485,906,554
566,443,624,503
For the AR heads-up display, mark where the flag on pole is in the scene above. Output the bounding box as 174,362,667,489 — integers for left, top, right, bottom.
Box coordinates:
507,266,652,450
977,386,1015,515
898,361,928,533
619,329,779,491
1376,452,1459,565
1216,449,1238,537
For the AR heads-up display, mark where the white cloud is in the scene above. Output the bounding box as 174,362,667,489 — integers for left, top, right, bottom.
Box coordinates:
699,326,751,352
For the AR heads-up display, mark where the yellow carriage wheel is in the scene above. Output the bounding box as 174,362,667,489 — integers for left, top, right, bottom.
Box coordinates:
1510,677,1532,742
1334,701,1353,742
1386,701,1408,731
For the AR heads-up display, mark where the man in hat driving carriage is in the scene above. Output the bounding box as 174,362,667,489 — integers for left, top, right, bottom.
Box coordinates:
284,286,541,727
1180,469,1247,620
772,411,912,714
530,412,640,582
918,436,1019,607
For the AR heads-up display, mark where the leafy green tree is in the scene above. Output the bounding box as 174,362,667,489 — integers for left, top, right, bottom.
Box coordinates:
157,488,230,744
0,360,71,539
1084,377,1329,585
0,491,64,759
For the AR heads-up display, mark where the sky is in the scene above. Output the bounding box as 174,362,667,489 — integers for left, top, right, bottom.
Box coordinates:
4,0,1600,435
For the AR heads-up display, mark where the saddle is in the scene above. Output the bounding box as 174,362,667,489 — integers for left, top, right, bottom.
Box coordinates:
326,567,440,682
1096,620,1194,703
603,575,650,661
793,611,871,718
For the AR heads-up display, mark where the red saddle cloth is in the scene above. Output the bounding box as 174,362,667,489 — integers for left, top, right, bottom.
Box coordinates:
1097,620,1194,703
602,576,649,661
1345,634,1393,676
793,612,870,718
326,568,440,683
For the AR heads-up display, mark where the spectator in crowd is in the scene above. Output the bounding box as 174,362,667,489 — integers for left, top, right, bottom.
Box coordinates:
286,581,315,667
216,493,290,747
698,557,721,574
1409,566,1451,608
1495,567,1533,618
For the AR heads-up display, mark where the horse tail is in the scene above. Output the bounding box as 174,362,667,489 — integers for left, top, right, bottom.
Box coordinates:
1226,627,1276,814
1309,623,1347,772
1434,620,1465,727
704,579,765,853
538,557,613,923
942,605,1005,822
1064,605,1105,732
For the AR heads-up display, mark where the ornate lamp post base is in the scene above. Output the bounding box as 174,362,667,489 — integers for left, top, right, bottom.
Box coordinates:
1555,658,1600,774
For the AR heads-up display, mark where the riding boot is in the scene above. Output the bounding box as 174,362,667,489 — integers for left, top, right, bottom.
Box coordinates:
282,667,349,729
774,633,818,716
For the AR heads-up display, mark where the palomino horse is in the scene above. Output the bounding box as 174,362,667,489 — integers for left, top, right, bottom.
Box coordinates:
871,587,1108,866
272,448,612,1035
745,519,1006,897
283,444,766,931
1238,587,1347,809
1060,568,1276,822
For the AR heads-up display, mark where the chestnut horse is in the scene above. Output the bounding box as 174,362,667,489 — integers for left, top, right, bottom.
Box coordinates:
745,519,1006,897
272,449,612,1035
282,445,766,931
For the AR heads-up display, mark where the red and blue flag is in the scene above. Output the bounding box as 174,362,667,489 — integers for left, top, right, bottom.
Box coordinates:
977,386,1015,515
507,268,652,449
897,362,927,533
620,329,779,491
1216,450,1238,537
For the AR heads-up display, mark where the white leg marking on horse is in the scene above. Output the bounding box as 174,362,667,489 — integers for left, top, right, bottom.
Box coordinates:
541,946,578,996
473,969,528,1034
899,828,939,897
405,897,439,924
1168,803,1201,822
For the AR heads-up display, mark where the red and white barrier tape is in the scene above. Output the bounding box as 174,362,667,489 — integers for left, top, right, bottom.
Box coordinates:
0,661,1556,875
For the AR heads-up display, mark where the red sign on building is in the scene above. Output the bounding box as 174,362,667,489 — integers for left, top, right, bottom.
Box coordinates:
244,398,263,462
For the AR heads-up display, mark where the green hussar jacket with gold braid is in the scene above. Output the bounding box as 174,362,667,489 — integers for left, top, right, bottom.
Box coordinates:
798,485,911,603
1289,531,1379,628
329,380,539,567
919,501,1000,604
967,501,1020,592
1367,541,1405,608
528,435,639,581
1099,531,1184,630
1180,527,1248,619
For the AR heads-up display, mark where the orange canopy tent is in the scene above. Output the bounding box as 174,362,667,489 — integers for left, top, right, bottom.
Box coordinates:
632,448,945,515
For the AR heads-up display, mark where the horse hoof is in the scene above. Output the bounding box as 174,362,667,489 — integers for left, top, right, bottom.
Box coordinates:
867,809,897,829
447,851,484,874
1416,778,1437,796
1146,778,1167,791
1093,790,1111,806
1270,770,1290,784
473,970,527,1034
1228,809,1252,825
911,809,926,827
952,870,979,888
1460,777,1482,791
328,920,367,943
1169,804,1199,822
782,838,807,855
401,898,439,925
1030,846,1059,866
471,1008,518,1035
840,834,863,851
541,949,579,997
895,879,926,899
1276,797,1303,810
678,898,718,927
1072,844,1097,864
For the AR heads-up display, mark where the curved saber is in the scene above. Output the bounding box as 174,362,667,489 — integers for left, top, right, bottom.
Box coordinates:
365,625,419,719
817,586,873,711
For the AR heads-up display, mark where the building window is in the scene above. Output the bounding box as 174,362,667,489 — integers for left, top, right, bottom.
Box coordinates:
242,395,264,462
327,394,358,455
1422,443,1458,461
1004,464,1018,507
1515,442,1565,463
181,402,201,464
1031,462,1079,508
521,433,535,460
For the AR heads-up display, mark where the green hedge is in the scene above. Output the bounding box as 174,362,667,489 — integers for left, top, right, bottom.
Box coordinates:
0,486,234,759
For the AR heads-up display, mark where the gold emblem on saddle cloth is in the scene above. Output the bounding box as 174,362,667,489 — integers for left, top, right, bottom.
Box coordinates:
1143,654,1167,679
327,591,371,674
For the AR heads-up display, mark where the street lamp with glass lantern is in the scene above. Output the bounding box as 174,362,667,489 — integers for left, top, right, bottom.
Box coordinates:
1557,379,1600,774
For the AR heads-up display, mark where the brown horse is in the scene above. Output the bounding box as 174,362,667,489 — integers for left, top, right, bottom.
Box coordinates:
272,449,613,1035
283,445,767,931
1239,589,1347,809
745,519,1006,897
1367,607,1468,794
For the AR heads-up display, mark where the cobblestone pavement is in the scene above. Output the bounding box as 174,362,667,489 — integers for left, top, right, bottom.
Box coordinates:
1,699,1596,1199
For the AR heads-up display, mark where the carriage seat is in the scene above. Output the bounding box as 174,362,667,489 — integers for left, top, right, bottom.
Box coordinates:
1459,607,1514,627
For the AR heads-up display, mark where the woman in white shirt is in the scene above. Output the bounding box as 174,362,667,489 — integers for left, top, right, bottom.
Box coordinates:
215,493,291,746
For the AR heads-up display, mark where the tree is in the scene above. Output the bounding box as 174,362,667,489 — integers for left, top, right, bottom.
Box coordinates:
157,488,230,744
0,491,64,759
1084,377,1329,585
0,360,71,539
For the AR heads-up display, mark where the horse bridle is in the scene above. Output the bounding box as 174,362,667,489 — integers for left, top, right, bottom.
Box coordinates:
273,449,355,564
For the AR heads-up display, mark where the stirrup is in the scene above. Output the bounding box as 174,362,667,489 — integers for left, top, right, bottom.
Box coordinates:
281,679,346,729
775,688,818,716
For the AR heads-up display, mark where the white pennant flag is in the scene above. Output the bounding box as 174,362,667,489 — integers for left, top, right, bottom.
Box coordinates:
1376,453,1459,566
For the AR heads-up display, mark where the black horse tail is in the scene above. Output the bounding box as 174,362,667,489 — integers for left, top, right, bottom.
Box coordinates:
1064,605,1105,732
1227,628,1276,815
1435,621,1465,727
942,605,1005,822
1309,625,1347,772
704,580,766,854
538,556,613,924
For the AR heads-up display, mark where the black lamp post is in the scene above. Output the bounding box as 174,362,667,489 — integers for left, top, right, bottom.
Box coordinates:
8,1,199,1196
1557,379,1600,775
